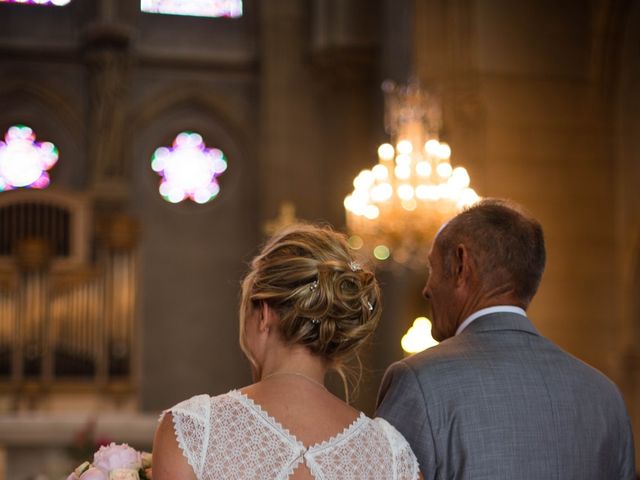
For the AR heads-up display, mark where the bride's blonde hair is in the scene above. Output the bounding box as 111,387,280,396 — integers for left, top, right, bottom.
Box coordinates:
239,223,381,402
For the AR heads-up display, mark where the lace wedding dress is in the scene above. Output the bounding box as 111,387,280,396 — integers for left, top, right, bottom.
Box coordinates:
164,390,420,479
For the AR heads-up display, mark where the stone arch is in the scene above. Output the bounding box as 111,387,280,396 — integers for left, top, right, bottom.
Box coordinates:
0,78,84,138
129,86,247,149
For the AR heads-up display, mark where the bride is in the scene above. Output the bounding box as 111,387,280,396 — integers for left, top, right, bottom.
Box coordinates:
153,224,421,479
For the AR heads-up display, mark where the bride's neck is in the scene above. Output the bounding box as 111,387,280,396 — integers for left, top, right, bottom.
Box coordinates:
259,344,327,382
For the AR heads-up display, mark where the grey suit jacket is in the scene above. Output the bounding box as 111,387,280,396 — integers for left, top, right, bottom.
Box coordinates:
376,312,636,479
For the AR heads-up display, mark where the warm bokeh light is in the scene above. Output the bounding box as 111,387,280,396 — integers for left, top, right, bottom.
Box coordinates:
396,139,413,155
372,164,389,180
397,184,414,201
377,143,395,161
364,204,380,219
348,235,364,250
151,131,227,204
0,125,58,192
373,245,390,260
436,162,453,178
394,164,411,180
401,317,439,354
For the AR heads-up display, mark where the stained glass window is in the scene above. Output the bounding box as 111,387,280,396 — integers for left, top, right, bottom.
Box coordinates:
0,0,71,6
140,0,242,18
151,132,227,204
0,125,58,192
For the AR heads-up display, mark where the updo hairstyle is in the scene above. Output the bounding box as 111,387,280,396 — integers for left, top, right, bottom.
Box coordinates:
239,224,381,395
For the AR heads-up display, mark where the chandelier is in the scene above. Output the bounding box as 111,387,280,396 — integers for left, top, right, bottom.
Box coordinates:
344,80,480,266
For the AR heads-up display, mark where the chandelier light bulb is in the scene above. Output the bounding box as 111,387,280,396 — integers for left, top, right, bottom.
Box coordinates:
401,198,417,211
371,183,390,202
352,201,366,216
394,164,411,180
371,183,393,202
378,143,395,161
364,204,380,219
436,162,453,178
458,188,480,208
424,139,440,156
353,169,375,190
353,188,370,203
450,167,471,189
344,195,354,211
437,142,452,159
396,140,413,155
372,164,389,180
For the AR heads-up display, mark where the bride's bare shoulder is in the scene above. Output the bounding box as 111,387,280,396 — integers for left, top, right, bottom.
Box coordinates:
152,413,197,480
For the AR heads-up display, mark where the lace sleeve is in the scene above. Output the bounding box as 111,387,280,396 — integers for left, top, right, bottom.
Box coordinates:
161,394,211,479
375,417,421,480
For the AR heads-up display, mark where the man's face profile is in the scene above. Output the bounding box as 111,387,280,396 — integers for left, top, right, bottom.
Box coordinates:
422,243,458,342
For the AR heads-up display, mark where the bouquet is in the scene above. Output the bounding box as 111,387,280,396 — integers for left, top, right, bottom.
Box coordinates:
67,443,152,480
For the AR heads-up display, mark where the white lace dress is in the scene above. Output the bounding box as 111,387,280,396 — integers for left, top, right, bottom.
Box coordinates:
164,390,420,479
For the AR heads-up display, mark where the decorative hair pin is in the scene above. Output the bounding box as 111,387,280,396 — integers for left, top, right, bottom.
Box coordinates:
367,301,373,312
309,280,318,292
349,261,362,272
311,318,321,325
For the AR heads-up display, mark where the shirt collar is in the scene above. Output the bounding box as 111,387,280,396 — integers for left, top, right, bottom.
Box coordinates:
455,305,527,336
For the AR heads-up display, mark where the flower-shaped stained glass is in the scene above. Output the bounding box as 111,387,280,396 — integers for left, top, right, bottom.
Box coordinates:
0,0,72,5
151,131,227,204
140,0,242,18
0,125,59,192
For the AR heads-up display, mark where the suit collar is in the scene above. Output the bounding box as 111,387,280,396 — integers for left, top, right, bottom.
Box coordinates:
460,311,539,336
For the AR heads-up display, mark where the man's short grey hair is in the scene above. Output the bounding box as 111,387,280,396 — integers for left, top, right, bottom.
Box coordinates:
435,198,546,306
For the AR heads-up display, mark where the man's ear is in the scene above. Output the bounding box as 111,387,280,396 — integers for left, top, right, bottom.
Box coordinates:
454,244,472,286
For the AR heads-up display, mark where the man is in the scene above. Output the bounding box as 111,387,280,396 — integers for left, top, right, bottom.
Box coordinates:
376,198,636,479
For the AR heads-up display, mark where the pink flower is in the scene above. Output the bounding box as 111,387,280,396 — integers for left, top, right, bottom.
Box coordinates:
79,467,108,480
93,443,142,473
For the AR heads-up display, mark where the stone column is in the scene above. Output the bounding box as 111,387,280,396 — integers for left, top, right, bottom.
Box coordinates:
83,0,133,201
97,215,138,397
